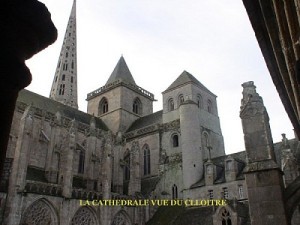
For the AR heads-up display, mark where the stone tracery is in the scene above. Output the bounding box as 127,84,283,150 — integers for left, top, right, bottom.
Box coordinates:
70,207,97,225
20,199,56,225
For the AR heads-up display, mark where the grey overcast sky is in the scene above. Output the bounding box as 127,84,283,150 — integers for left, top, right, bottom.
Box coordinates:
26,0,294,154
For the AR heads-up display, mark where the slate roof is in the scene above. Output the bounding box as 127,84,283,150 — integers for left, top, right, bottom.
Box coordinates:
147,201,249,225
191,151,247,188
163,71,216,97
141,176,161,196
17,89,108,130
126,110,163,132
106,56,136,85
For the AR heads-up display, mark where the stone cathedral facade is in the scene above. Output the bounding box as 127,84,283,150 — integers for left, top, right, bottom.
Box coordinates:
1,1,300,225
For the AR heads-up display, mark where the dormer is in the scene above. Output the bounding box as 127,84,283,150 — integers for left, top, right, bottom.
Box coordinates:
204,160,216,186
225,156,238,182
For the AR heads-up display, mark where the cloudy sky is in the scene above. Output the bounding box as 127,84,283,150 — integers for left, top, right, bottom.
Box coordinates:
26,0,294,154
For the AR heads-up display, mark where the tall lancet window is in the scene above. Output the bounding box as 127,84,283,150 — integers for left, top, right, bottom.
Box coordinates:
207,100,213,113
99,97,108,115
133,97,142,115
59,84,65,95
197,94,203,108
172,134,179,147
124,151,130,181
178,94,184,105
78,150,85,174
168,98,174,111
172,184,178,199
143,144,151,175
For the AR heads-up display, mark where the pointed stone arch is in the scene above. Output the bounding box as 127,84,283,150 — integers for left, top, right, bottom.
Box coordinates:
70,206,98,225
111,210,132,225
213,205,237,225
133,97,142,115
20,198,58,225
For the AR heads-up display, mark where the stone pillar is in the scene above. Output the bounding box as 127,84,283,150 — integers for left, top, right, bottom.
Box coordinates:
280,134,299,187
4,106,34,225
45,111,62,183
113,132,124,194
86,117,97,190
240,81,288,225
62,119,76,198
179,100,203,193
102,132,113,225
128,141,141,195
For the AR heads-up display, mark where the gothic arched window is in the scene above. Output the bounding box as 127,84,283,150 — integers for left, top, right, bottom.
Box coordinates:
172,184,178,199
59,84,65,95
168,98,175,111
133,97,142,115
220,208,232,225
203,132,209,147
172,134,179,147
71,207,97,225
111,211,131,225
99,97,108,115
124,151,130,181
20,199,57,225
143,144,151,176
207,100,213,113
178,94,184,105
78,150,85,174
197,94,203,108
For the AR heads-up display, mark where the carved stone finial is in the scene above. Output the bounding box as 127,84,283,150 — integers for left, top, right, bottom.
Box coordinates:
281,133,290,149
240,81,265,118
69,119,77,134
241,81,257,107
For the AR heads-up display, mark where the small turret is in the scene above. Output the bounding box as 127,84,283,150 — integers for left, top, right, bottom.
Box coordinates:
179,99,203,194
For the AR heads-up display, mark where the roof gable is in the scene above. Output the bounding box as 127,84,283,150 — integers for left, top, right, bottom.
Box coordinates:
163,71,215,96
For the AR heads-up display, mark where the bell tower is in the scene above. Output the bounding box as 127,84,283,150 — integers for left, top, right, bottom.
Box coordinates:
50,0,78,109
86,56,155,133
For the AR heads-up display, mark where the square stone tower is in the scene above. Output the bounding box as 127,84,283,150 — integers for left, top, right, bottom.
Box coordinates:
86,56,155,133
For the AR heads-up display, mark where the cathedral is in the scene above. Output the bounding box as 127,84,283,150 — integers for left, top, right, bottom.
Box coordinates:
0,1,300,225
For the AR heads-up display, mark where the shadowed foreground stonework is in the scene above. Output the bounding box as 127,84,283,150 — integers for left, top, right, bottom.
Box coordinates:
1,1,300,225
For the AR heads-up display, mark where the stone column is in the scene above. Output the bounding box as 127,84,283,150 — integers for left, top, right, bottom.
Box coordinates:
102,132,113,225
86,117,97,190
4,106,34,225
113,132,124,194
179,100,203,193
240,81,288,225
45,111,62,183
128,141,141,195
62,119,76,198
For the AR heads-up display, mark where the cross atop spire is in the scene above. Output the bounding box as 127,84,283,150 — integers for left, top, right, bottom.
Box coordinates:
50,0,78,109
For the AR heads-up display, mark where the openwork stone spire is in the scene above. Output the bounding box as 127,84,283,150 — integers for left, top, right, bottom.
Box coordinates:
50,0,78,109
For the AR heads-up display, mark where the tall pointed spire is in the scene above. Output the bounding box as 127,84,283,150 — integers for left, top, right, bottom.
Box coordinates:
50,0,78,109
